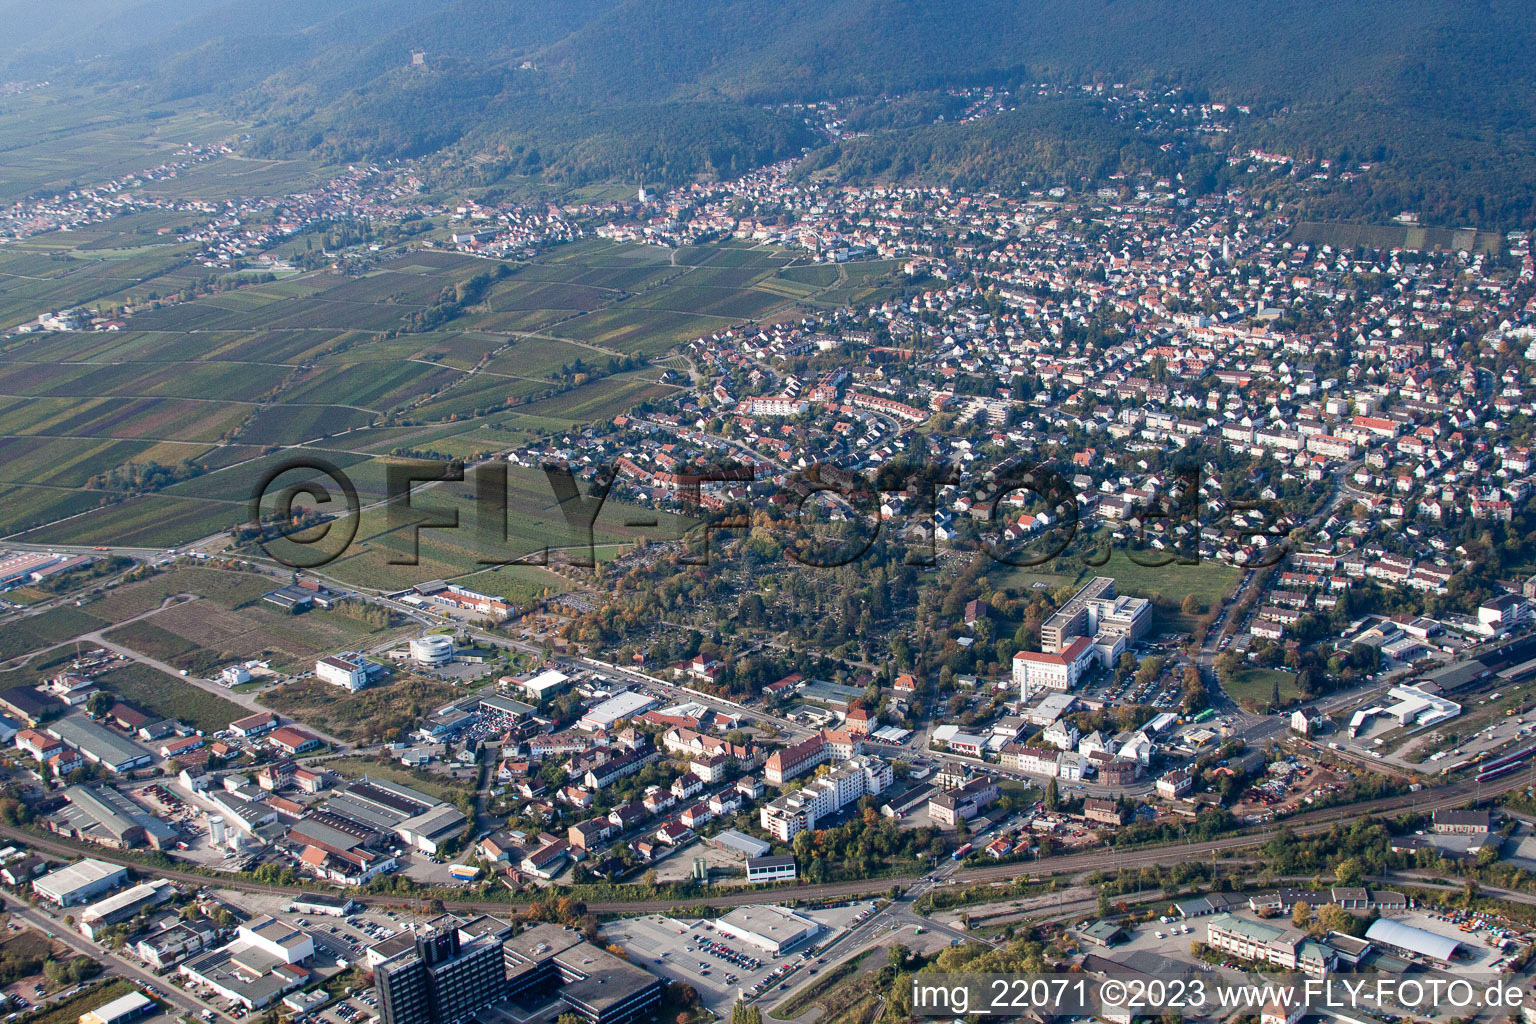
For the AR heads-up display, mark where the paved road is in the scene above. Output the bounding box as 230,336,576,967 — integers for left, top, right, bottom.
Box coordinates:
78,626,353,751
7,901,233,1022
0,592,194,671
1,757,1519,920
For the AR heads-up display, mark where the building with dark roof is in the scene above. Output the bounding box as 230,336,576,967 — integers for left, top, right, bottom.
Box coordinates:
502,923,662,1024
746,855,797,883
49,783,179,849
377,923,506,1024
1433,808,1494,834
1081,919,1127,947
0,686,58,726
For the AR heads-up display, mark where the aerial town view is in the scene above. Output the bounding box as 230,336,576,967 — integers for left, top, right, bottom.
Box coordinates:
1,4,1536,1024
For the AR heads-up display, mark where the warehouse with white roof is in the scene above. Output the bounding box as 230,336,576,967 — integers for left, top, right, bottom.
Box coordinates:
715,905,820,955
33,858,128,906
515,669,570,698
578,690,658,731
1363,918,1462,963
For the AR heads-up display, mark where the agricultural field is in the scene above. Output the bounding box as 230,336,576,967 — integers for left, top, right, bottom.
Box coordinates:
92,661,248,732
0,485,121,538
550,306,735,356
0,437,256,489
454,564,576,606
81,565,277,622
0,606,110,663
105,594,414,672
317,461,693,592
1287,220,1502,255
14,492,241,546
0,234,799,548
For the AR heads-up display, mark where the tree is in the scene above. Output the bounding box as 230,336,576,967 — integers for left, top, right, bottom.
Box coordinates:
1045,779,1061,812
1097,889,1112,917
1316,903,1356,936
1180,594,1201,615
730,1002,763,1024
1334,856,1363,887
1291,901,1313,930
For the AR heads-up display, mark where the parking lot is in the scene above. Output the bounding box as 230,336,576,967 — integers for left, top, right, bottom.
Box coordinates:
607,904,875,1013
206,889,417,967
606,915,774,1011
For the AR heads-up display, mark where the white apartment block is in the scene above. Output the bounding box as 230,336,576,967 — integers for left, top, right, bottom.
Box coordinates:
759,755,892,842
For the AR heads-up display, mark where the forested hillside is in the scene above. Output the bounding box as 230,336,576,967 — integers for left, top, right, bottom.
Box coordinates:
4,0,1534,227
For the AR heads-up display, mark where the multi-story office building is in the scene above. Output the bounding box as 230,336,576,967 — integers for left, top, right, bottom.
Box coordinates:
374,918,661,1024
503,924,663,1024
377,924,507,1024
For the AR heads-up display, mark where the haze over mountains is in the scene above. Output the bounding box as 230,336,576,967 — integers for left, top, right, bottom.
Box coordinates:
4,0,1534,226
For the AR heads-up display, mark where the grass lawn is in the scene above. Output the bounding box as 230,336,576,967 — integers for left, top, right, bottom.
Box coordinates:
1081,549,1240,631
93,662,249,732
988,557,1076,594
321,752,471,803
998,778,1042,806
1224,667,1302,710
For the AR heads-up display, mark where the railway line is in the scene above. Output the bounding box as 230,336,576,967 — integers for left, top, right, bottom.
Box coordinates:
0,762,1521,920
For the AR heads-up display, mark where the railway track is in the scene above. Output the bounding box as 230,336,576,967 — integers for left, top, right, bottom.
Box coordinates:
0,767,1516,918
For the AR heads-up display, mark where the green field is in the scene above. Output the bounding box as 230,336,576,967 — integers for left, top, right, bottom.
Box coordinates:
1079,549,1240,630
1225,667,1303,710
92,661,248,732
